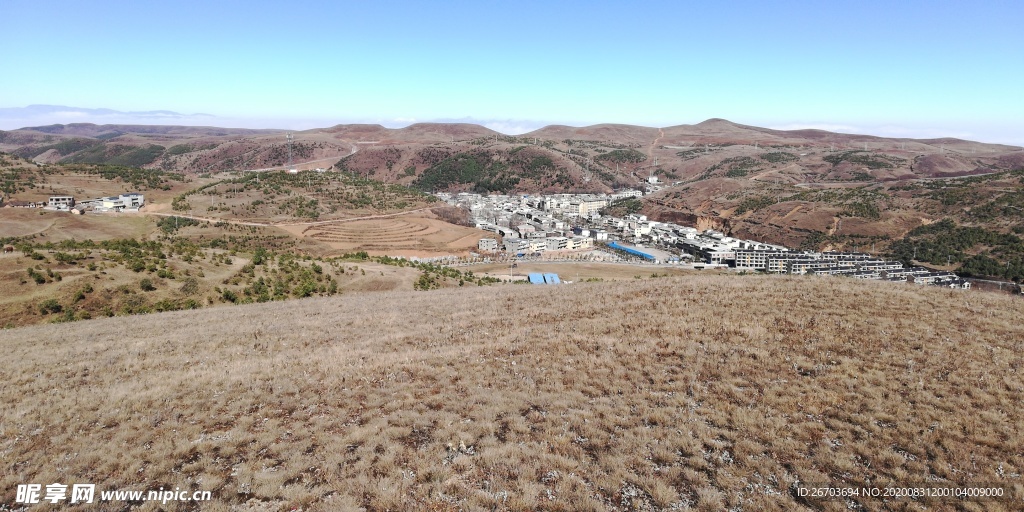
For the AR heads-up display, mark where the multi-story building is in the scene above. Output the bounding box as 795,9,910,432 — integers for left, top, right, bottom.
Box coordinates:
545,237,569,251
734,250,792,271
99,193,144,211
477,238,499,251
47,196,75,209
504,239,529,253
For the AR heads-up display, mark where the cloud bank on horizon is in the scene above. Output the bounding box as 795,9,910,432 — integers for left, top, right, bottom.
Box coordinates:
0,105,216,129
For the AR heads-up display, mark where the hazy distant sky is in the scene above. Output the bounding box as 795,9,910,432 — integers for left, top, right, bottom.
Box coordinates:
2,0,1022,143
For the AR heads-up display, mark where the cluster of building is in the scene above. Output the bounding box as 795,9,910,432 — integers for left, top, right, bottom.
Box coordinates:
2,193,144,213
477,236,594,254
734,249,970,288
440,191,643,256
440,190,973,290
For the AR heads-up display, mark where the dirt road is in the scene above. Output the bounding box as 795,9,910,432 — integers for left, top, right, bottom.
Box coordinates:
145,206,435,228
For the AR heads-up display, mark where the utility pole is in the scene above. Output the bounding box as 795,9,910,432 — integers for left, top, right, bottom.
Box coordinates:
287,134,294,170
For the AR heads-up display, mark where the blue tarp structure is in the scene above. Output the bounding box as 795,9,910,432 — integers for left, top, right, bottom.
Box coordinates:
607,241,656,260
528,273,562,284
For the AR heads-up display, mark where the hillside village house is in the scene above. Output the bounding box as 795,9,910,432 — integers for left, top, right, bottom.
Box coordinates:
4,200,38,208
47,196,75,209
98,193,145,211
477,238,499,252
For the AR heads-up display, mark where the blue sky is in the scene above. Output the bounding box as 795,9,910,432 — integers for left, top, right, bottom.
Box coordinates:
2,0,1022,143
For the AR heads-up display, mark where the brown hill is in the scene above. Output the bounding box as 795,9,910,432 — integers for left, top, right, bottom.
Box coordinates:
4,119,1024,252
524,123,661,143
396,122,500,141
1,275,1021,510
316,123,391,140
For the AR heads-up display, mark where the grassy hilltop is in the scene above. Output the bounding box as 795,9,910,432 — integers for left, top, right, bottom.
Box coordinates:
1,275,1022,511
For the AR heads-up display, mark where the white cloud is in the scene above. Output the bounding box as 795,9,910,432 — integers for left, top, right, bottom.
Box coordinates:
0,105,221,130
481,121,545,135
51,111,91,119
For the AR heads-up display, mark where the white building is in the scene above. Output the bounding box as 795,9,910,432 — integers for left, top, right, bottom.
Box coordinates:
611,189,643,199
47,196,75,209
99,193,144,211
575,200,608,217
504,239,529,253
545,237,570,251
572,237,594,249
478,238,499,251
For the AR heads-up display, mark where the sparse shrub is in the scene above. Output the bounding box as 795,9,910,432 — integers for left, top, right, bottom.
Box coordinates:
38,299,62,314
180,277,200,296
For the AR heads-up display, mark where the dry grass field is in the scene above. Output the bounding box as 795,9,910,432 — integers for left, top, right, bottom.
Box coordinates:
0,209,155,241
1,276,1022,511
293,211,487,257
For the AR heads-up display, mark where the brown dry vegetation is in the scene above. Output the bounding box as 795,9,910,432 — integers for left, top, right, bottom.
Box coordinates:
2,276,1023,511
9,120,1024,253
296,211,488,257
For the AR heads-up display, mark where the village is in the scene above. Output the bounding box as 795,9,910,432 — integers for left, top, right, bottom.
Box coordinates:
439,190,972,289
0,185,970,290
2,192,145,213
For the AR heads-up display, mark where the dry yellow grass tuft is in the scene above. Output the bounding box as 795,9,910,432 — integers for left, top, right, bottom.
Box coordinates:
1,275,1023,511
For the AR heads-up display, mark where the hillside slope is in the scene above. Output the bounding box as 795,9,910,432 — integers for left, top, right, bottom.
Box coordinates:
1,276,1022,510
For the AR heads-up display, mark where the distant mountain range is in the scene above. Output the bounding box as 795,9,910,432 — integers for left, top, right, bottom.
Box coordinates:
0,104,214,120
